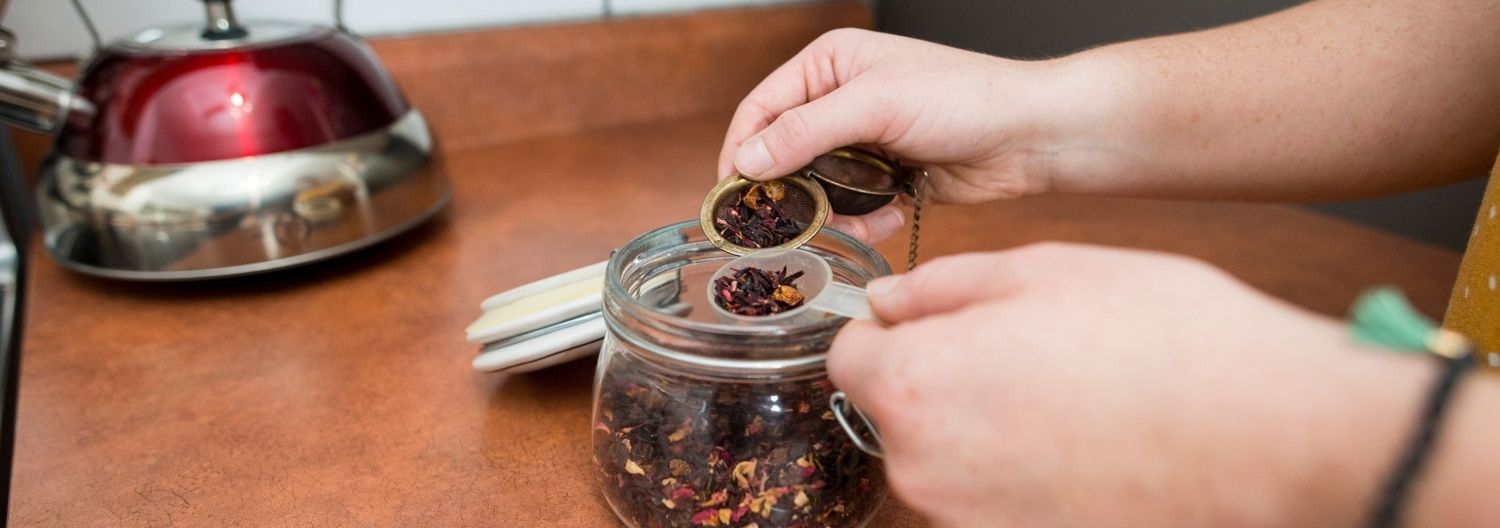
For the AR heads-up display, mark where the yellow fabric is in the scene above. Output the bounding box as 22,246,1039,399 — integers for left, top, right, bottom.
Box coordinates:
1443,150,1500,368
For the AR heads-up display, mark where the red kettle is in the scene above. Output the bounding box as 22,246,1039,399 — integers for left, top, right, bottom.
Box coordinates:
0,0,449,280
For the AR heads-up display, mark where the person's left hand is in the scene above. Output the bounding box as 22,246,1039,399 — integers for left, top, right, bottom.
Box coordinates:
829,242,1428,527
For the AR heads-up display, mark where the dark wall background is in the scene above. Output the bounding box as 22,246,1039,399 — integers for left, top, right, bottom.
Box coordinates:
875,0,1487,251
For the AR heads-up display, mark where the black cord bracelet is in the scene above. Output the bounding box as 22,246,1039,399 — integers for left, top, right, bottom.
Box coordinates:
1366,353,1475,528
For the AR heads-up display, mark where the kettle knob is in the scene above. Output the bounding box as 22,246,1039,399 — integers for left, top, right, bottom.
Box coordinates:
200,0,249,40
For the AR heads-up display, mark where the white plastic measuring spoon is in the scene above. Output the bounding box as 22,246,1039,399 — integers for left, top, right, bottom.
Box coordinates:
706,248,876,321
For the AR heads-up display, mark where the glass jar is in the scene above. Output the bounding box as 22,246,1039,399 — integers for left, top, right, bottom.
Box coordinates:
593,220,890,528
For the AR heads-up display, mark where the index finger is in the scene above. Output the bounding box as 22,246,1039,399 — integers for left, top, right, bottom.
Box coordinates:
716,29,875,179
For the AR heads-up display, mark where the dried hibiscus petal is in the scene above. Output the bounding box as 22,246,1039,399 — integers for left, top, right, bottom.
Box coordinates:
716,181,805,248
592,350,883,527
712,266,807,316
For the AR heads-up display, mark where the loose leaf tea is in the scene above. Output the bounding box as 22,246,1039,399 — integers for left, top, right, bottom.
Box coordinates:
716,181,805,248
713,266,806,317
593,355,883,528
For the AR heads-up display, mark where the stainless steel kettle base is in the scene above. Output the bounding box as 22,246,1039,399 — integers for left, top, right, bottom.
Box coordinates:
46,189,450,281
37,111,452,281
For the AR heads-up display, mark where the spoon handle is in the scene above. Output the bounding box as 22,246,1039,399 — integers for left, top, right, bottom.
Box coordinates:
810,282,877,321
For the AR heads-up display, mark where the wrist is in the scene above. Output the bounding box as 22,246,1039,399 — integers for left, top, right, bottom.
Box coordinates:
1263,332,1500,526
1271,340,1437,526
1019,49,1145,196
1403,366,1500,525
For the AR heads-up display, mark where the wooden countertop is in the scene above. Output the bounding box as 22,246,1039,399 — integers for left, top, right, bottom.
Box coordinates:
7,4,1463,527
8,111,1463,526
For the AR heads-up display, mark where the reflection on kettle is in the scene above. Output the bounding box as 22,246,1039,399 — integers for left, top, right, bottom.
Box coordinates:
0,0,451,280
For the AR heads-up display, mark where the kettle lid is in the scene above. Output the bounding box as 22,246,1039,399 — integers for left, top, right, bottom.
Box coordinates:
113,0,324,53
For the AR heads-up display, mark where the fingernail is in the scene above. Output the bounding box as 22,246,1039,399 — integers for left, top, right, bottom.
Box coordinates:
868,208,904,237
734,137,774,177
866,275,901,297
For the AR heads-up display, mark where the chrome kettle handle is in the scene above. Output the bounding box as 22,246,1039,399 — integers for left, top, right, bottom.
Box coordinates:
0,27,93,135
69,0,101,51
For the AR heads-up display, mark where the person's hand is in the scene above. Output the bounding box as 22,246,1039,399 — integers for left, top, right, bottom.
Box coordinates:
829,243,1435,526
718,29,1077,244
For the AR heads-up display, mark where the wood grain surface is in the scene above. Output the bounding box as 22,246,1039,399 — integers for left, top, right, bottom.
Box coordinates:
7,2,1463,527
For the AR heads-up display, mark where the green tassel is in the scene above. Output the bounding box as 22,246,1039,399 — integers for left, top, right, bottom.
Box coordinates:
1349,287,1438,353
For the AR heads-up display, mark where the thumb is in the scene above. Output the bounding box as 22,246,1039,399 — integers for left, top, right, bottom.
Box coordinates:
733,87,887,180
866,252,1024,323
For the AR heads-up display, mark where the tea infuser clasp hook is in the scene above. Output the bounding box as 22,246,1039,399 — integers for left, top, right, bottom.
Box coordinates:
829,391,883,459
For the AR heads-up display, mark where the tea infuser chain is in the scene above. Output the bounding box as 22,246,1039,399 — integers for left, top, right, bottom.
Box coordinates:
906,168,928,272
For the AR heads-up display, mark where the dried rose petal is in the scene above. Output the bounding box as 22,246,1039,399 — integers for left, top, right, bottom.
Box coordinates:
732,460,757,489
625,459,646,476
691,508,719,526
797,453,818,479
593,352,882,527
701,488,728,507
668,424,690,443
749,488,785,518
745,415,764,436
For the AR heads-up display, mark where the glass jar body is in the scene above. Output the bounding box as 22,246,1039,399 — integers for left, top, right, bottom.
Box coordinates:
592,221,889,528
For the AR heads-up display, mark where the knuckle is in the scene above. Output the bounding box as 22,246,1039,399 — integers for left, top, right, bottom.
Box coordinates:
771,107,816,148
816,27,872,47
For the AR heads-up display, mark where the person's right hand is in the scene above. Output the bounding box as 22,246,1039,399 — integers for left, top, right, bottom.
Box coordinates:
827,243,1460,526
717,29,1082,244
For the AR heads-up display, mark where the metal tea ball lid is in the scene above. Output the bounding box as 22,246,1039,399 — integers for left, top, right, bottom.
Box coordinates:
804,147,915,216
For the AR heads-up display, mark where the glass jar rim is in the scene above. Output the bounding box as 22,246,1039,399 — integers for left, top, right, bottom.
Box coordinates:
604,220,891,371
